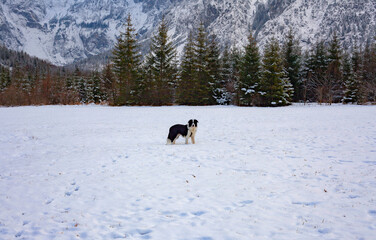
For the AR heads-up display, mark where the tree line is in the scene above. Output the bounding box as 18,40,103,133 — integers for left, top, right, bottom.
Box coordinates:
1,15,376,106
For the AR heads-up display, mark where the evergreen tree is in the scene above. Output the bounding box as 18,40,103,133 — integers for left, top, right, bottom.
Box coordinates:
69,66,82,103
305,40,329,103
177,31,196,105
207,34,222,104
326,31,343,103
78,76,87,103
138,56,154,105
342,53,360,104
146,16,177,105
193,22,214,105
283,28,302,102
218,45,233,105
91,71,102,103
0,66,11,91
229,47,242,105
86,76,94,103
259,38,293,106
101,63,116,104
239,32,261,106
362,39,376,102
112,14,141,105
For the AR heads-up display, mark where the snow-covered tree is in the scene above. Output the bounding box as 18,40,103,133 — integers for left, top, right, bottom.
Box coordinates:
207,34,222,104
260,38,293,106
239,32,262,106
217,45,233,105
283,28,302,102
342,53,358,104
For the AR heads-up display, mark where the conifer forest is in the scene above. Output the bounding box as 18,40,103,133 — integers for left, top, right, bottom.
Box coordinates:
1,15,375,107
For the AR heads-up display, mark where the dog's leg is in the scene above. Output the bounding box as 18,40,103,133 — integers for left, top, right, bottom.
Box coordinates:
185,130,191,144
191,135,195,144
173,134,180,144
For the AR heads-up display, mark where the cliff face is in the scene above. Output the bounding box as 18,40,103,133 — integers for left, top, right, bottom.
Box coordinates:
1,0,375,66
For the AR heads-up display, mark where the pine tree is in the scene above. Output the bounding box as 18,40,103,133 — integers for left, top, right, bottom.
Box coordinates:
342,53,360,104
218,45,233,104
283,28,302,102
259,38,293,106
146,16,177,105
69,66,82,103
239,32,261,106
362,38,376,102
177,31,196,105
207,34,222,104
112,14,141,105
78,76,87,103
86,77,94,103
91,71,102,103
326,31,343,103
101,63,116,104
230,47,242,105
193,22,213,105
138,56,154,105
305,40,329,103
0,66,11,91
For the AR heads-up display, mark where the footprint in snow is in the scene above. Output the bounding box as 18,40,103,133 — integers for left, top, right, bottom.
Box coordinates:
292,201,320,206
15,231,23,238
240,200,253,205
192,211,206,216
65,186,80,196
368,210,376,216
318,228,331,234
45,199,54,205
137,229,152,236
124,229,152,239
348,195,360,199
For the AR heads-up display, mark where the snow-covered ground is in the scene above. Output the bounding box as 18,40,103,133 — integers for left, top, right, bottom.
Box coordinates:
0,105,375,239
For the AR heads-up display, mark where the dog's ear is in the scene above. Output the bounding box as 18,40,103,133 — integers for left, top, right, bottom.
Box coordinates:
194,119,198,126
188,119,193,126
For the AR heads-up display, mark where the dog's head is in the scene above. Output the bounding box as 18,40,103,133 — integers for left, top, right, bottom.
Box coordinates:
188,119,198,128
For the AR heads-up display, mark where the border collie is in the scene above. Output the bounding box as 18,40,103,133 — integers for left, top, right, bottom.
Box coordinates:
167,119,198,144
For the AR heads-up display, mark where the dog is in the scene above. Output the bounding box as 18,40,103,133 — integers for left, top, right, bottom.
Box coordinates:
167,119,198,145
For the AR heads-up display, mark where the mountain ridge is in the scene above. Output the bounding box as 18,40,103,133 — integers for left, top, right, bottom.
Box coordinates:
1,0,375,66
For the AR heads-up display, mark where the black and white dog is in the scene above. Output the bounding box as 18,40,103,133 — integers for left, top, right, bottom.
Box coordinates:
167,119,198,145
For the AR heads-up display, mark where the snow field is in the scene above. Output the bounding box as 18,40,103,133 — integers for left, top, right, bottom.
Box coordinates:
0,105,375,239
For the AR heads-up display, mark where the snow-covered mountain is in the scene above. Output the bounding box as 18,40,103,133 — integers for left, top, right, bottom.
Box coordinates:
1,0,375,66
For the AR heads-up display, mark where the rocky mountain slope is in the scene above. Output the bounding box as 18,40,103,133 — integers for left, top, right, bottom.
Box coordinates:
1,0,375,66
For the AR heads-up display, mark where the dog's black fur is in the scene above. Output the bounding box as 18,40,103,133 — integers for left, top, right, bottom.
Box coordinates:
167,119,198,144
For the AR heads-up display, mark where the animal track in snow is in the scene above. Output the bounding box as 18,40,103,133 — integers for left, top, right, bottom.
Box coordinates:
239,200,254,206
368,210,376,216
192,211,206,216
15,231,23,238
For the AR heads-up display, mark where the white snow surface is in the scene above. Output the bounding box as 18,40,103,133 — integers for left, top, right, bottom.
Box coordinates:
0,105,375,239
